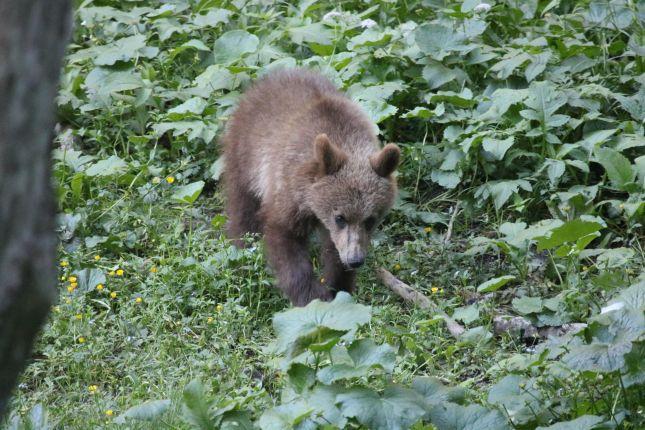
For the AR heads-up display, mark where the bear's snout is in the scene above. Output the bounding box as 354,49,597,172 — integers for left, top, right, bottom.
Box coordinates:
348,256,365,269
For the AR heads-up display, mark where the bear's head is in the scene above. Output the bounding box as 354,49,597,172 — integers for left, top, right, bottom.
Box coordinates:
308,133,400,269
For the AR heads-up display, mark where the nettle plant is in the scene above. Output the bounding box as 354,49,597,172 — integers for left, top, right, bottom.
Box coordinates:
112,294,512,430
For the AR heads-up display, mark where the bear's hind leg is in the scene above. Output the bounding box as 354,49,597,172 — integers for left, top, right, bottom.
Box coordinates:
264,225,333,306
225,183,261,247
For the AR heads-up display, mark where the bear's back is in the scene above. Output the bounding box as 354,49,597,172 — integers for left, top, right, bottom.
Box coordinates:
223,69,377,202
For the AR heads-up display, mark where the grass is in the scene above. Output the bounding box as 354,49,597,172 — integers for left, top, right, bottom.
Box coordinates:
5,0,644,428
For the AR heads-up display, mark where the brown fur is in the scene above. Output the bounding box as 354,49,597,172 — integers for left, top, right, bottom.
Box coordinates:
222,69,400,306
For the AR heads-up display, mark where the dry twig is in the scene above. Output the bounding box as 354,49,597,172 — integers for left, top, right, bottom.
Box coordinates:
376,268,465,338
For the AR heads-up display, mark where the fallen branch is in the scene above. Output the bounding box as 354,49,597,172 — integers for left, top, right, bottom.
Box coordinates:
443,201,460,244
493,315,587,339
376,268,465,338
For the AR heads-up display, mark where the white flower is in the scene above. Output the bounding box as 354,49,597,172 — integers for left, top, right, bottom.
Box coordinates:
323,11,343,21
360,18,377,29
600,302,625,314
474,3,492,13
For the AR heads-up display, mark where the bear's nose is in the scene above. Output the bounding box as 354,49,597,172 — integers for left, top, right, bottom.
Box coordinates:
348,258,365,269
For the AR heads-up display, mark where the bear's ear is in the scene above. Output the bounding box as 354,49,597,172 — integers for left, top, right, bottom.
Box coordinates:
314,133,347,176
370,143,400,177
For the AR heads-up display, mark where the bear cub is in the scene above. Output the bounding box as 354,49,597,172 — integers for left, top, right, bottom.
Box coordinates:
222,69,400,306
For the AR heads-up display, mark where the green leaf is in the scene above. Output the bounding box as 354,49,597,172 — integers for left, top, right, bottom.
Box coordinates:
609,280,645,311
458,326,493,345
488,375,543,426
53,148,95,172
594,147,636,190
75,268,106,293
171,181,205,204
563,309,644,372
272,292,371,358
168,97,208,116
520,81,568,130
536,415,604,430
115,399,171,424
193,8,231,27
337,385,426,430
83,67,145,108
411,377,466,405
452,305,479,324
289,22,333,45
431,170,462,189
348,28,392,50
490,50,530,80
477,275,516,293
258,401,313,430
317,339,396,384
287,363,316,393
93,34,158,66
422,63,462,89
209,157,225,181
543,159,566,186
512,297,543,315
535,219,603,251
427,402,511,430
213,30,259,64
85,155,127,177
482,137,514,161
415,23,471,60
181,380,214,430
474,179,532,210
478,88,528,122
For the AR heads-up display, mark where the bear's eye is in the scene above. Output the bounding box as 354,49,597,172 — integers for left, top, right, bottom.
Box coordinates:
335,215,347,228
364,217,376,231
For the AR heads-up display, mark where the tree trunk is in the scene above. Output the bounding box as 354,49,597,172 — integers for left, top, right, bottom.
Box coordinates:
0,0,71,418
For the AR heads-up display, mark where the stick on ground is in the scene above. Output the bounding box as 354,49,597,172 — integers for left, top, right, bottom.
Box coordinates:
376,268,465,338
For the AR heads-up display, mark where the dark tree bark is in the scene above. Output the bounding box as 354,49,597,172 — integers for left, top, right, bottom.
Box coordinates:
0,0,72,418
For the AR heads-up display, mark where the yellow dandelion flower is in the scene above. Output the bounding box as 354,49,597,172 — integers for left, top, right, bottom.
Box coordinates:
116,269,124,276
78,337,86,343
67,286,75,293
105,409,114,417
110,292,117,299
75,314,82,320
207,317,214,324
94,255,101,261
424,227,432,233
68,276,77,283
96,284,104,291
109,270,116,276
431,287,439,293
394,263,401,271
165,176,175,184
135,297,143,304
60,261,69,267
152,176,161,184
216,304,224,313
150,266,158,273
88,385,98,393
71,282,78,289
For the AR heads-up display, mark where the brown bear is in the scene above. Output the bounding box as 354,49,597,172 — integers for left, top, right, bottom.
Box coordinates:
222,68,400,306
